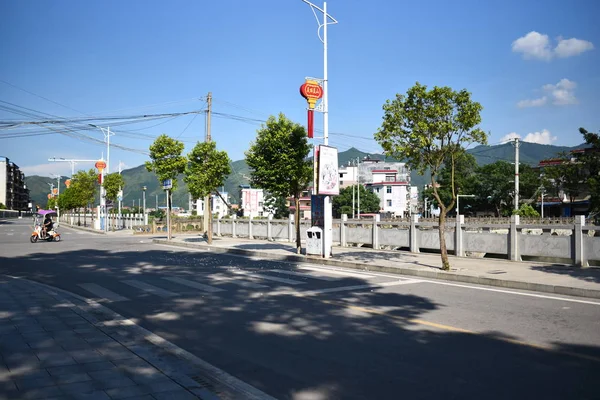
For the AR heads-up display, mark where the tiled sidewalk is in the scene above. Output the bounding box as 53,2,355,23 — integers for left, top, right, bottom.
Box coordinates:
0,278,228,400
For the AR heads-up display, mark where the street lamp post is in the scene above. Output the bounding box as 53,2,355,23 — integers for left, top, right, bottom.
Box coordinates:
142,186,147,225
457,194,476,217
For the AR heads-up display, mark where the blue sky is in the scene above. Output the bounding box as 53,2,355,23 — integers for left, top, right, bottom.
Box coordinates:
1,0,598,177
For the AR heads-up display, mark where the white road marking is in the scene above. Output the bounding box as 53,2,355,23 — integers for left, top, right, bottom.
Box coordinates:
301,265,600,306
267,269,338,281
163,277,225,293
231,270,305,285
298,266,380,279
78,283,129,302
208,275,268,289
264,279,422,297
122,280,177,298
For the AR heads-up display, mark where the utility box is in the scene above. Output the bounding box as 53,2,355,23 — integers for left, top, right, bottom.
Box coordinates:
306,226,323,256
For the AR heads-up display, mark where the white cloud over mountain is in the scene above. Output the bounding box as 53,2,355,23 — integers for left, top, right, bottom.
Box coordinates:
500,129,557,145
512,31,594,60
518,79,577,108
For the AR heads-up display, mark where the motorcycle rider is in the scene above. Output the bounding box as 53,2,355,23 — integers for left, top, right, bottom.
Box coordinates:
42,214,53,238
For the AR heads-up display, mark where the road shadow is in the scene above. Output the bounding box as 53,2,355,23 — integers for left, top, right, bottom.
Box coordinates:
1,247,599,399
530,264,600,284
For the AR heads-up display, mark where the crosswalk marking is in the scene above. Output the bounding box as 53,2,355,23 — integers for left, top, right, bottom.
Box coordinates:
207,275,268,289
231,270,305,285
298,266,379,279
162,277,225,293
122,280,177,298
267,269,338,281
78,283,129,302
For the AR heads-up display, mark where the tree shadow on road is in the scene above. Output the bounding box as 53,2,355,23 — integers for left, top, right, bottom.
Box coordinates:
530,264,600,284
1,248,599,400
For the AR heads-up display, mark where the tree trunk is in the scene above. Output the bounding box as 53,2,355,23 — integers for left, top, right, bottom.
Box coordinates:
207,194,213,245
438,211,451,270
294,197,301,254
84,205,87,227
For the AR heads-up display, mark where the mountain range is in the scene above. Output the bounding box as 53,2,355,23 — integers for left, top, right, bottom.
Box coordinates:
24,142,585,209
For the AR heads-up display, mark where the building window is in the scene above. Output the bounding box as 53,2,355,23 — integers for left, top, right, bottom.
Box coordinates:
258,202,263,207
387,186,392,193
385,176,395,182
376,188,380,193
258,211,263,217
387,200,392,207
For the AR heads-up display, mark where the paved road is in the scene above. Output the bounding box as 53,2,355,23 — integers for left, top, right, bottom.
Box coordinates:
1,218,600,399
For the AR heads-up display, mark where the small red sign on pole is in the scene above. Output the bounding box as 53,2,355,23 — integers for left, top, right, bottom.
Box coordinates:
300,80,323,139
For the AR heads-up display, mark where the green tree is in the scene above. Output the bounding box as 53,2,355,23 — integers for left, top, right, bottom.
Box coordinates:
70,169,98,226
579,127,600,215
245,113,312,253
264,194,290,219
0,203,6,210
375,82,487,270
184,141,231,244
515,203,540,217
332,185,381,218
46,196,58,210
424,152,479,212
542,152,585,215
58,188,77,211
146,135,186,235
103,173,125,204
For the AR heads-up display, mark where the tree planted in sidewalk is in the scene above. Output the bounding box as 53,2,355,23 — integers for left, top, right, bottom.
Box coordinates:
245,113,312,254
70,169,98,226
375,82,487,270
102,173,125,205
184,141,231,244
145,134,187,216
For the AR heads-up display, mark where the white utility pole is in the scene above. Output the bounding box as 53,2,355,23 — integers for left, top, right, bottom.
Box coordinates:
541,187,545,218
513,138,520,211
357,157,361,219
51,174,61,221
301,0,337,258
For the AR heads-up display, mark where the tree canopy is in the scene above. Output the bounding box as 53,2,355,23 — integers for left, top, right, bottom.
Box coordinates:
103,173,125,203
375,82,487,270
145,134,187,192
245,113,312,253
332,185,381,218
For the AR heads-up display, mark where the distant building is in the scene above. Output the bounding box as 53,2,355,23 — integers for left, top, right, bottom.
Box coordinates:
0,157,30,211
239,186,269,218
189,192,230,219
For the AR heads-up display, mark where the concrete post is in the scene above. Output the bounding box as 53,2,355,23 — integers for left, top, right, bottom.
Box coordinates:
456,215,464,257
509,214,520,261
232,214,237,238
267,214,273,241
410,214,420,253
248,216,253,239
217,217,221,237
288,214,294,243
341,214,347,247
372,214,380,250
574,215,587,267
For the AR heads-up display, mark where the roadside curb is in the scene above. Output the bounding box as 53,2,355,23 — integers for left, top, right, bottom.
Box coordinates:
153,239,600,300
61,223,106,234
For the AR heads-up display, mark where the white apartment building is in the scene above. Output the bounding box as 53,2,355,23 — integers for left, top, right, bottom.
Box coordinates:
240,187,270,218
189,192,230,219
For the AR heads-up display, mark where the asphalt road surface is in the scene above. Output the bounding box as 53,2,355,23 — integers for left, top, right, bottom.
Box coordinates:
1,218,600,399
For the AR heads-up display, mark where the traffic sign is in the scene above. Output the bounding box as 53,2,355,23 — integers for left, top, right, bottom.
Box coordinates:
162,179,173,190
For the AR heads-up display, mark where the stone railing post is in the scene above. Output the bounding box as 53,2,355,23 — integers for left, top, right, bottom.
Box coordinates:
372,214,380,250
410,214,420,253
288,214,294,243
341,214,347,247
217,217,221,237
267,214,273,241
232,214,237,238
248,216,253,239
574,215,588,267
456,215,464,257
509,214,520,261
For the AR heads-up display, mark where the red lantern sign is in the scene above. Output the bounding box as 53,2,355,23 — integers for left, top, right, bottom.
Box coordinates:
299,80,323,139
97,174,102,184
95,160,107,174
47,194,52,199
65,179,71,188
52,188,58,195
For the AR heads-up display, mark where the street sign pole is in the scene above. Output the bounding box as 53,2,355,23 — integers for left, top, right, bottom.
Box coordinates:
162,179,173,240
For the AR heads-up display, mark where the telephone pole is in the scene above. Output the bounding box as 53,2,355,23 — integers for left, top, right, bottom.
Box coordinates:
513,138,520,211
203,92,212,241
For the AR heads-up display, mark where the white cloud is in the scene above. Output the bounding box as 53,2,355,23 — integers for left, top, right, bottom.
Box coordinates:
512,31,553,60
555,37,594,58
518,78,577,107
21,163,74,177
542,78,578,105
512,31,594,60
500,130,557,145
517,96,547,108
500,132,521,143
523,129,557,144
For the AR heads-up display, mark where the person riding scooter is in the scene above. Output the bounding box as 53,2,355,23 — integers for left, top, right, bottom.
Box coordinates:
43,214,53,238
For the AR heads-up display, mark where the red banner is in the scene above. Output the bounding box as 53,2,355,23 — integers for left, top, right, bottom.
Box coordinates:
307,109,314,139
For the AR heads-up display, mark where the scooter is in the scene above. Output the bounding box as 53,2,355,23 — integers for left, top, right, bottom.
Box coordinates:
30,224,61,243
